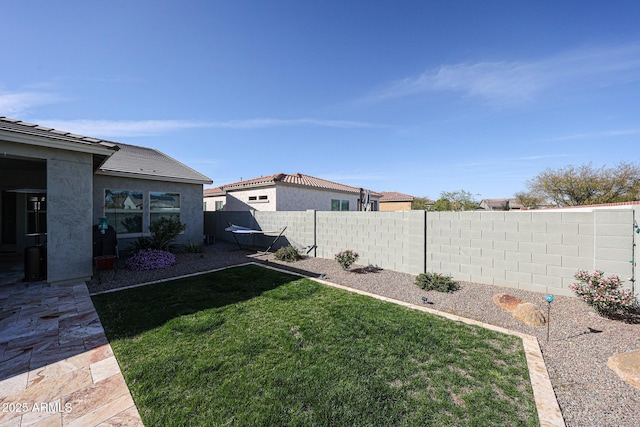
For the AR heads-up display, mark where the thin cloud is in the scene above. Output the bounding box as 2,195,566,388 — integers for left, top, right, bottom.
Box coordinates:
34,117,378,138
541,129,640,142
0,90,62,116
358,42,640,106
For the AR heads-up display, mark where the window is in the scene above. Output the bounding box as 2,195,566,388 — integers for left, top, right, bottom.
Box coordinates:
150,192,180,224
248,195,268,203
331,199,350,211
215,201,224,211
105,189,143,234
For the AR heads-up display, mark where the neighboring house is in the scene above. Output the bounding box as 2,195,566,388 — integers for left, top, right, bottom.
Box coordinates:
0,117,212,285
204,172,381,212
479,198,524,211
379,191,414,211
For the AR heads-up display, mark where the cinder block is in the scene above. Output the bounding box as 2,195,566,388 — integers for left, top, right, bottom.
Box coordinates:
481,266,506,280
518,241,547,254
547,243,579,257
481,248,505,260
470,256,493,268
517,221,547,233
470,238,493,249
532,253,562,266
560,255,593,270
518,262,548,275
532,232,562,244
493,240,518,251
493,221,519,232
493,259,519,272
506,270,532,284
481,230,506,241
505,231,533,242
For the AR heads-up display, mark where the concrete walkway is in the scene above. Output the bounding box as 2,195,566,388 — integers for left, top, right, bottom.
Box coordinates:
0,280,143,426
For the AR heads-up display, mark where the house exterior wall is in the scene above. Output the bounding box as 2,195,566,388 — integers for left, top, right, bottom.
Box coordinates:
223,187,277,211
208,207,639,297
48,155,95,284
204,195,226,211
276,185,363,211
379,201,412,212
93,175,205,251
0,141,95,285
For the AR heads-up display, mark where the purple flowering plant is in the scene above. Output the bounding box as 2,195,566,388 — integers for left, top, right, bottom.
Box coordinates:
569,269,637,316
126,249,176,271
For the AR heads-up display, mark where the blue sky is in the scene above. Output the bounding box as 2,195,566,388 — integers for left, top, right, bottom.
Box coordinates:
2,1,639,200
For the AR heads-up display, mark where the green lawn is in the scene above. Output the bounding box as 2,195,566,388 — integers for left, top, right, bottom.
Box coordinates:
91,265,538,426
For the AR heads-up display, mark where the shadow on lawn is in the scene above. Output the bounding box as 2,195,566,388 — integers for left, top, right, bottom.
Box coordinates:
91,264,300,339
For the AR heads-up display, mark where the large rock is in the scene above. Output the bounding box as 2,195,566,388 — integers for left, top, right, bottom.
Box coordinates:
512,302,546,327
608,350,640,389
492,293,524,312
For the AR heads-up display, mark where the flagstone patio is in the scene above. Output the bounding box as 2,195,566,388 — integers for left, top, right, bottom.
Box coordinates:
0,280,143,426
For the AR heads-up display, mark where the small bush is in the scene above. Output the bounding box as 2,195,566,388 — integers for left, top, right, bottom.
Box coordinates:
126,249,176,271
569,269,638,317
335,250,359,270
128,236,153,252
148,217,186,251
415,272,460,292
182,240,204,253
274,245,303,262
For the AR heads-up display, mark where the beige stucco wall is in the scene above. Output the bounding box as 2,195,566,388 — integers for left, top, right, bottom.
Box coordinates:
379,201,412,212
206,184,381,212
204,195,226,211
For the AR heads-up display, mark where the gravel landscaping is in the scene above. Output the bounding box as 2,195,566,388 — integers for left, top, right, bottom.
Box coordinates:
87,242,640,427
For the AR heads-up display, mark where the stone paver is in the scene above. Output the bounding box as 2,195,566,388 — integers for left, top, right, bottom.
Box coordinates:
0,281,143,427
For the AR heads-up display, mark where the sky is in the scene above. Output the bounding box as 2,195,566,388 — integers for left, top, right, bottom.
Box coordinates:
2,1,639,201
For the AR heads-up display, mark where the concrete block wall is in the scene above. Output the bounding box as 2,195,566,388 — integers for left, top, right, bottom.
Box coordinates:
209,207,637,296
315,211,425,275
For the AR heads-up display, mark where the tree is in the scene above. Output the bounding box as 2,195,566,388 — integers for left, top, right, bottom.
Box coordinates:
433,189,479,211
525,162,640,207
514,191,544,209
411,197,434,210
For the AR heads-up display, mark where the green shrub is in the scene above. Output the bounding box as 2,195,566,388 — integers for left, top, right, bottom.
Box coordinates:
128,236,153,252
415,272,460,292
274,245,303,262
148,217,186,251
182,240,204,254
335,249,359,270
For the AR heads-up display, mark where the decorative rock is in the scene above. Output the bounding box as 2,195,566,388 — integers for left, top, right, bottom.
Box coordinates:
607,350,640,389
492,293,524,312
512,302,546,327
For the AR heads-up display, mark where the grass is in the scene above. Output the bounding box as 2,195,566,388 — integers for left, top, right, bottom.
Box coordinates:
91,265,539,426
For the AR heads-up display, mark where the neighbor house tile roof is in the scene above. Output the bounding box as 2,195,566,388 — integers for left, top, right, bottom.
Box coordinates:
203,186,225,197
213,172,380,196
0,116,119,151
98,143,212,184
379,191,415,202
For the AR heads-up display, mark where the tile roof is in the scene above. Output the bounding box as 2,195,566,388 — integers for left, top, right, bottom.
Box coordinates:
203,186,225,197
0,116,119,150
213,172,380,196
379,191,415,202
1,117,212,185
98,143,212,184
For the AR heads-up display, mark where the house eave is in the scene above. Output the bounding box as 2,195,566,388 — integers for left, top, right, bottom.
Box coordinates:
0,129,118,156
96,169,213,185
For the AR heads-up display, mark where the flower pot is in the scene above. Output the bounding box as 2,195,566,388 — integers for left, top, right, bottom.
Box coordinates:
94,255,116,270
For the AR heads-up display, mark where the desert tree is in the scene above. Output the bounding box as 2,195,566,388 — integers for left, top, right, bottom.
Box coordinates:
525,161,640,207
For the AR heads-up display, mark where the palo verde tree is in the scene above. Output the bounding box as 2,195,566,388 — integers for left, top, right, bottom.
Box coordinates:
433,189,480,211
524,161,640,207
